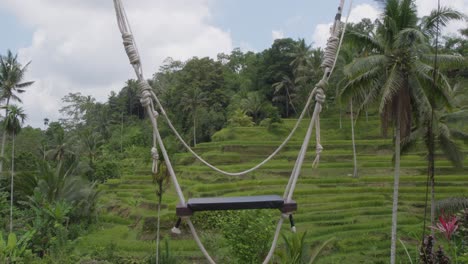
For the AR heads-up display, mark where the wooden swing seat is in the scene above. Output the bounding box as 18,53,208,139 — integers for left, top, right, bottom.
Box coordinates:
176,195,297,217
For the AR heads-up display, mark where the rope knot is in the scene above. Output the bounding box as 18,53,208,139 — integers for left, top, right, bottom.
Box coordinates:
151,147,159,160
140,90,152,107
312,143,323,168
138,79,152,92
122,33,140,65
316,143,323,154
314,88,326,104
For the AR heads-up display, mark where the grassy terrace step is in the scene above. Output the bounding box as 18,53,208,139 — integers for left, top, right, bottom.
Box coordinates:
81,117,468,263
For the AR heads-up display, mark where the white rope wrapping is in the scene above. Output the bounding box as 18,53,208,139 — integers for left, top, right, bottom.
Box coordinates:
112,0,351,262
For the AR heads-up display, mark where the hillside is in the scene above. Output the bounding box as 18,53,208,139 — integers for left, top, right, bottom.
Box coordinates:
75,114,468,263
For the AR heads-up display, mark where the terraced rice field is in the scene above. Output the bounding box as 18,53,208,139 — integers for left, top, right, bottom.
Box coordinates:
76,116,468,263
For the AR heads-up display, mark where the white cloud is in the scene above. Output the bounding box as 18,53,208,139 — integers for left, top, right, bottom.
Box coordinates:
348,4,380,23
272,30,285,40
0,0,233,128
312,0,467,48
312,23,333,48
312,3,380,48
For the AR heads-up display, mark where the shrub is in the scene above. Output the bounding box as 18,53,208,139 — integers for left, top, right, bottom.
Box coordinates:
227,109,254,127
94,159,120,183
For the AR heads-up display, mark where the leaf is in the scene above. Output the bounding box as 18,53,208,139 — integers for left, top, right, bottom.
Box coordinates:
308,237,335,264
6,233,17,251
0,232,5,249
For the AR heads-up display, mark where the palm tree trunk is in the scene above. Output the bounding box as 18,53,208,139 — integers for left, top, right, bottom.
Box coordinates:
350,100,358,178
9,133,15,233
428,110,435,237
193,112,197,147
390,107,401,264
156,182,162,264
121,111,124,153
0,97,11,174
339,108,342,129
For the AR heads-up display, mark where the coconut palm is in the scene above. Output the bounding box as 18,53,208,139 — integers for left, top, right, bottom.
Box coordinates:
340,1,463,262
272,76,297,117
240,92,269,124
0,50,33,174
180,87,208,147
402,98,468,236
3,105,26,232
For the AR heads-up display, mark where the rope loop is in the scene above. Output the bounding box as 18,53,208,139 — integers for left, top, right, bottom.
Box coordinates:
151,147,159,174
122,33,140,65
153,110,159,119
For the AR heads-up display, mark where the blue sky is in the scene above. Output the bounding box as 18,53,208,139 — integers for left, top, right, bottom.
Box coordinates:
0,0,465,127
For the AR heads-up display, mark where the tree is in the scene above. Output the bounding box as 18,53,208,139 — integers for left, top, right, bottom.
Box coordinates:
79,128,104,181
45,122,75,162
0,50,33,174
240,92,270,124
340,1,463,262
180,87,208,147
59,93,96,129
152,154,170,264
272,76,297,117
3,105,26,233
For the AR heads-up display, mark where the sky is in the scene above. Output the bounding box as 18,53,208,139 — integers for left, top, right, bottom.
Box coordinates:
0,0,466,128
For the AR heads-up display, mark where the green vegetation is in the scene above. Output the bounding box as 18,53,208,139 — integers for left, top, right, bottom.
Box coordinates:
0,0,467,263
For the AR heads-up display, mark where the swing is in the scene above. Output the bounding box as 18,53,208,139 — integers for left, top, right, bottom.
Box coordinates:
112,0,351,262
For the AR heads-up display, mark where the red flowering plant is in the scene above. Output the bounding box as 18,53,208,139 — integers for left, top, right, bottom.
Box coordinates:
431,210,459,241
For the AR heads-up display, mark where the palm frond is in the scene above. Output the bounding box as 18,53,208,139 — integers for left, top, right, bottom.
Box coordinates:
16,81,34,88
421,7,466,36
345,31,384,53
438,123,464,168
420,54,467,70
379,63,404,114
394,28,426,49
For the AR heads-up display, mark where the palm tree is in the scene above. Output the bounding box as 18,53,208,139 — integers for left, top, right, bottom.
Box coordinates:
240,92,269,124
46,127,75,162
3,105,26,232
340,1,463,262
180,87,208,147
289,42,323,111
402,108,468,226
272,76,297,117
0,50,33,174
80,128,104,172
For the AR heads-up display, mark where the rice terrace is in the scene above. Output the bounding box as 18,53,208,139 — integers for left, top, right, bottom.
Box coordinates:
0,0,467,263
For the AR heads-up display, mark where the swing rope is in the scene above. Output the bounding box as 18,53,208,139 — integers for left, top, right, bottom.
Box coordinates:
112,0,352,262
